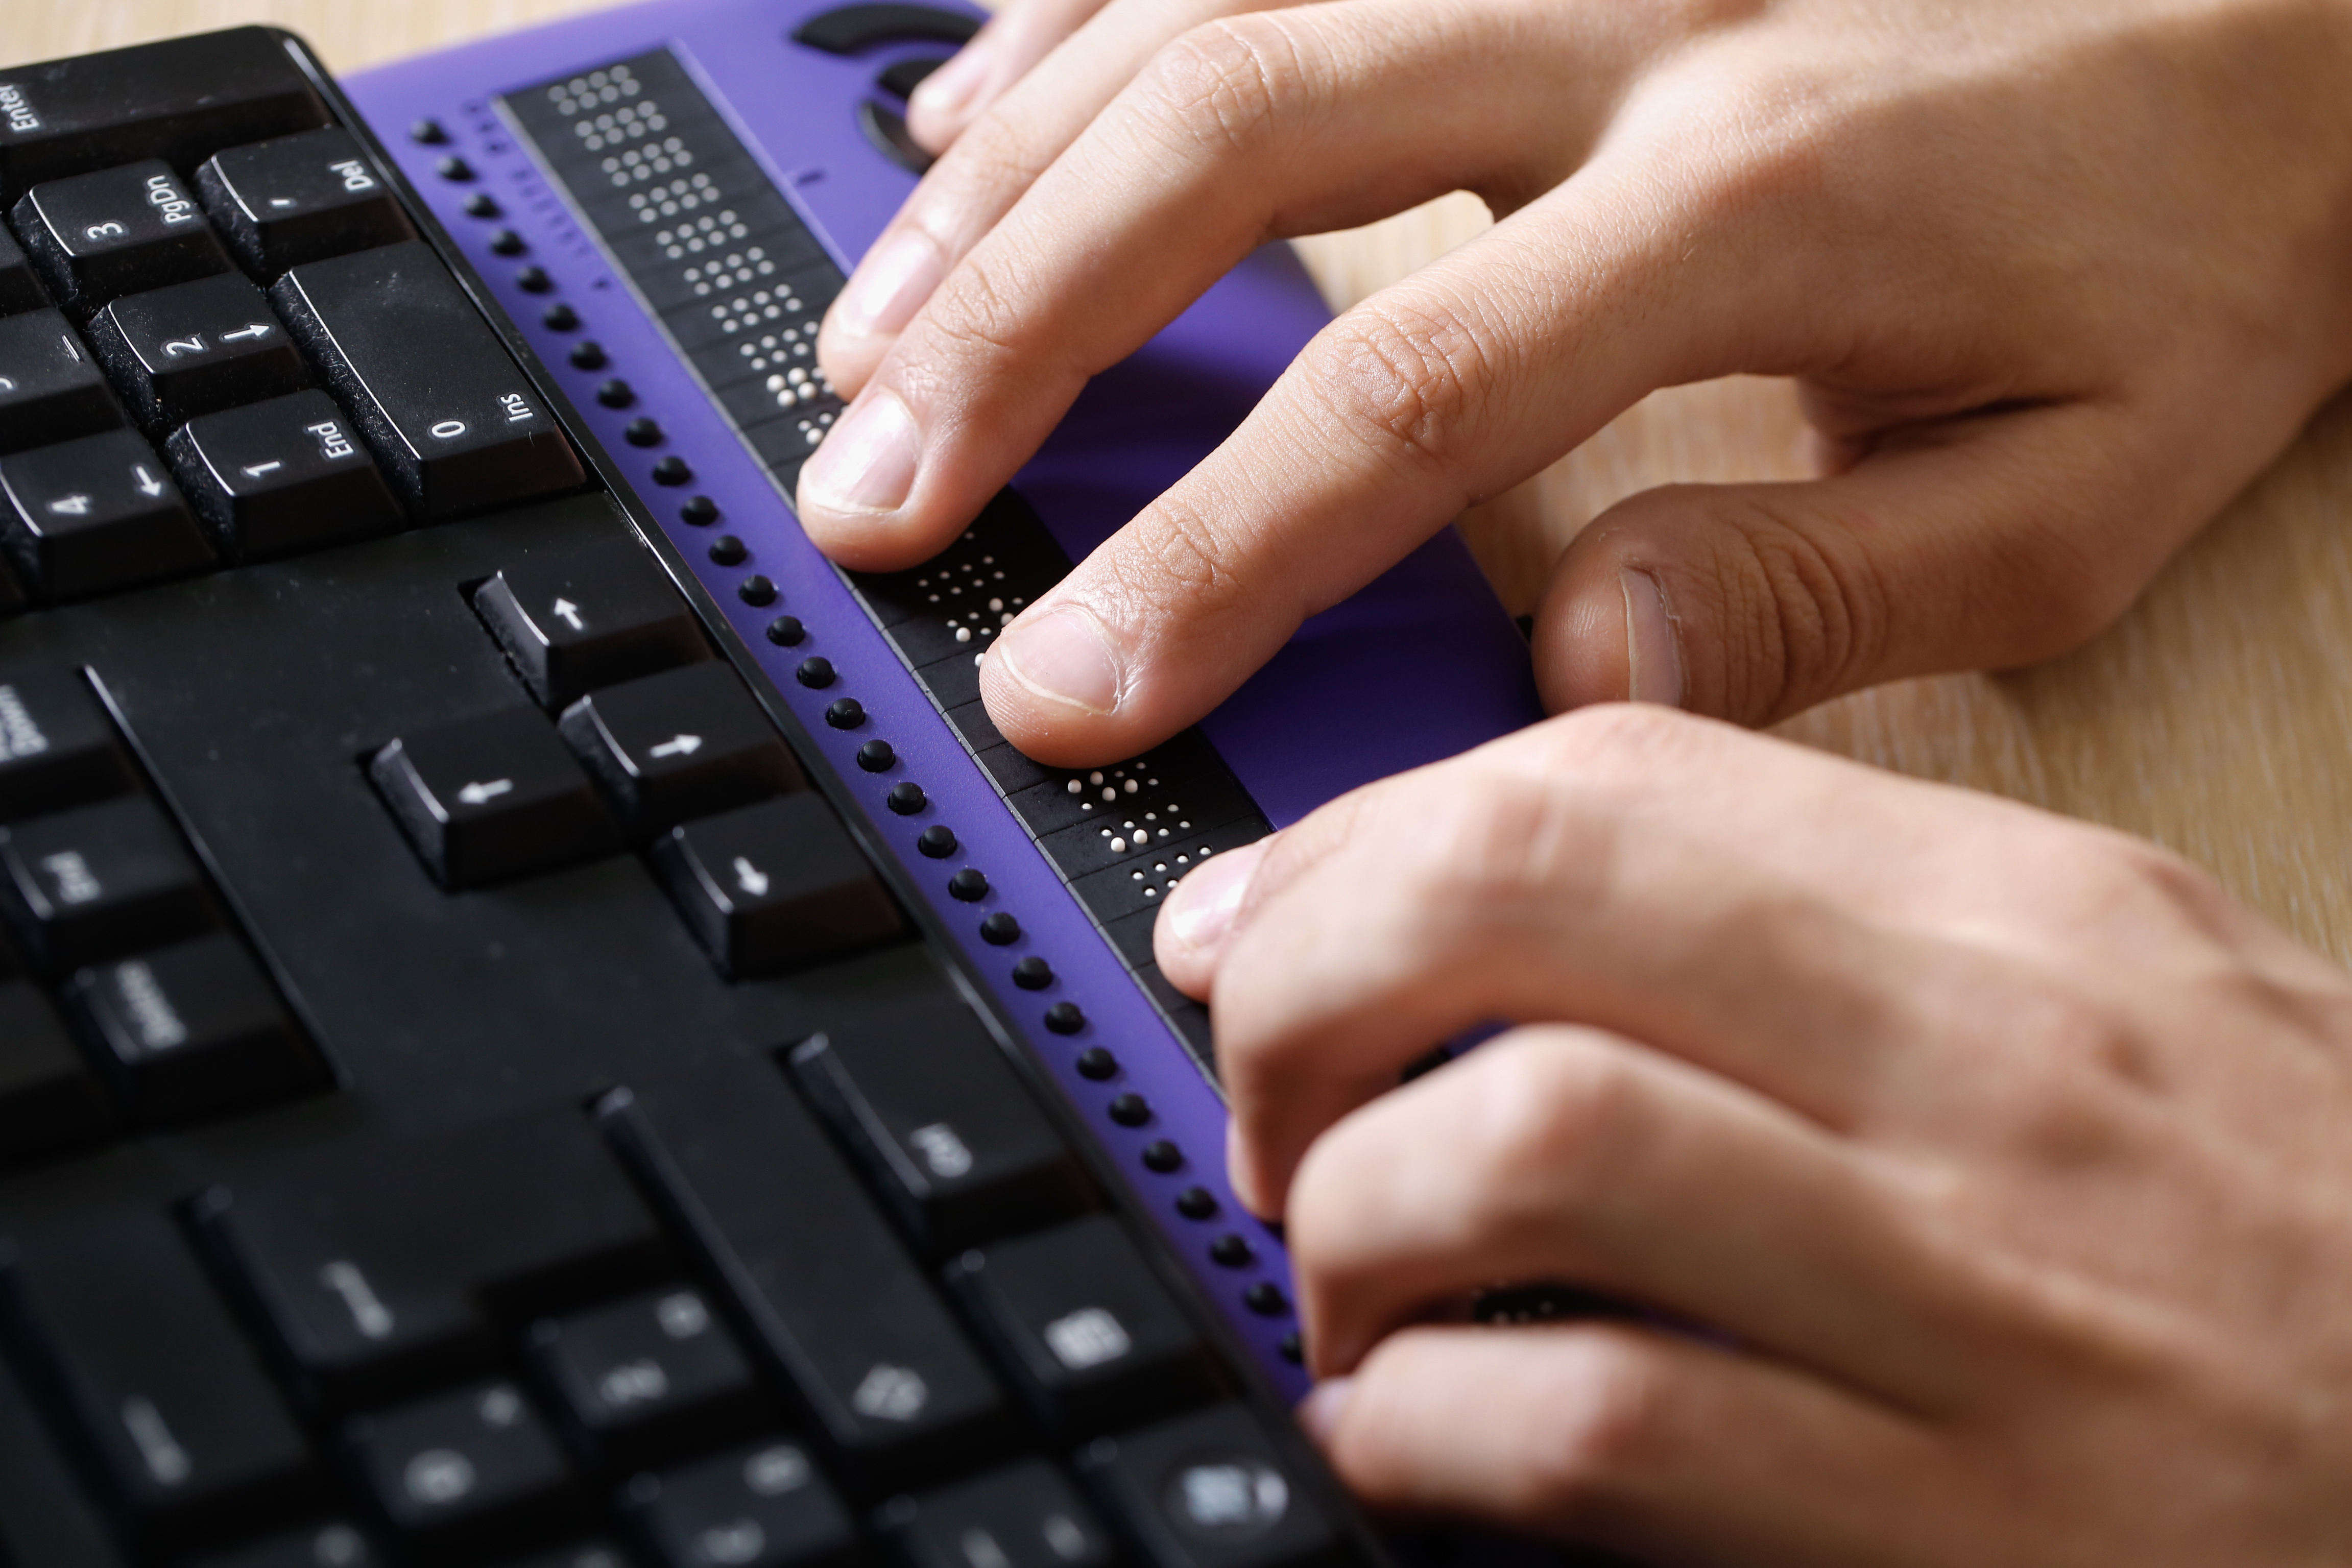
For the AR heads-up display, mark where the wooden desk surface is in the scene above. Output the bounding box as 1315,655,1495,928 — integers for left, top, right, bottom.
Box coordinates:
11,1,2352,958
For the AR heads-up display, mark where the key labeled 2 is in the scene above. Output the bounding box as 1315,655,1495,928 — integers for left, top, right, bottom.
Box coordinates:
87,272,308,431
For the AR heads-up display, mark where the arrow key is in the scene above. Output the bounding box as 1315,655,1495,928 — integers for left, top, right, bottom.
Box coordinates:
652,795,903,978
168,390,402,560
473,536,711,708
0,427,213,600
86,272,308,432
369,707,619,889
558,661,804,836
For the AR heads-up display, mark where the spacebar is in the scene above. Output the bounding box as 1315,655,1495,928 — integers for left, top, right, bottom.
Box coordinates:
270,240,582,518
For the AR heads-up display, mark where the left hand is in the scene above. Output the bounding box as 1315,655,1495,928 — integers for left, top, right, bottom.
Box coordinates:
1152,705,2352,1565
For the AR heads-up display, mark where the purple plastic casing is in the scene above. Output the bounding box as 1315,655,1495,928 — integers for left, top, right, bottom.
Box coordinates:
347,0,1542,1398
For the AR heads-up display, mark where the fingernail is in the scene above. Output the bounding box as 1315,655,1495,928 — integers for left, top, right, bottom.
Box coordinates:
834,230,944,340
1163,837,1270,955
1620,568,1684,708
910,35,995,120
993,605,1122,715
798,390,920,517
1298,1377,1353,1446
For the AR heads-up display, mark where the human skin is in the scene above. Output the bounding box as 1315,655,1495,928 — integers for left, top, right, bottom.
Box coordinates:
798,0,2352,766
1151,705,2352,1565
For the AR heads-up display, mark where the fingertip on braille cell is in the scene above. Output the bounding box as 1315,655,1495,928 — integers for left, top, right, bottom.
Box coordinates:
947,867,989,902
855,738,895,771
917,824,956,858
886,780,925,814
1046,1002,1086,1036
979,911,1020,945
1012,955,1052,990
796,655,834,688
1142,1140,1183,1173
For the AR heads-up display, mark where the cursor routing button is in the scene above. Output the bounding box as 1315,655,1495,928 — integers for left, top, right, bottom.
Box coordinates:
369,708,619,889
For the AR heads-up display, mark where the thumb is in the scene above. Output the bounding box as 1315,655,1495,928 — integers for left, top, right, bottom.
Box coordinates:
1532,402,2193,725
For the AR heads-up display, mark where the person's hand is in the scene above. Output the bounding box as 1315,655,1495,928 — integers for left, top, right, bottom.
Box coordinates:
796,0,2352,767
1142,705,2352,1564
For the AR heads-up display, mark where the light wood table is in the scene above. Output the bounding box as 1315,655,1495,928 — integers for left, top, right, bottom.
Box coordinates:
13,1,2352,957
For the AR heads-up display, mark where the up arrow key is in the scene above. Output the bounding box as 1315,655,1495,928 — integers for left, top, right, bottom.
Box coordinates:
455,778,514,806
550,598,585,632
647,734,702,760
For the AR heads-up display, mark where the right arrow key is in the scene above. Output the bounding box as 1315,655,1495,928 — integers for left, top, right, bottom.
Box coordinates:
369,707,618,889
558,660,804,837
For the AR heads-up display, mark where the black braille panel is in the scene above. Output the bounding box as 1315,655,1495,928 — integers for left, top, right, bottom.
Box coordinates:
709,535,749,566
916,824,955,858
1107,1092,1148,1125
946,868,988,902
738,575,777,607
825,697,865,730
885,781,924,814
855,739,895,773
1075,1047,1116,1080
765,615,806,647
978,911,1020,945
1011,955,1051,990
1142,1141,1182,1174
1174,1186,1217,1220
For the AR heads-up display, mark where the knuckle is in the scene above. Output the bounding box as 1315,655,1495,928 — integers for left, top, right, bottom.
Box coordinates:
1134,17,1305,163
913,247,1032,368
1303,295,1496,480
1459,1037,1643,1210
1100,493,1239,616
1512,1333,1679,1518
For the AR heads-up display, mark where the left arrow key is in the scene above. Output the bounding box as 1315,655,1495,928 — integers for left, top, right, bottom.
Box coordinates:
369,708,619,889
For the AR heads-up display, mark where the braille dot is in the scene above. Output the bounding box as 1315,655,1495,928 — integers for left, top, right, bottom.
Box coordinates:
412,117,449,144
489,228,526,255
886,781,925,814
948,868,989,902
1107,1091,1149,1125
436,154,474,180
980,911,1021,945
1209,1234,1254,1267
826,696,865,730
652,455,692,486
738,575,777,606
541,302,579,330
1142,1141,1183,1173
1065,780,1082,795
1012,956,1052,990
708,535,748,566
1244,1282,1290,1316
766,615,806,647
624,416,663,446
797,655,835,688
463,192,501,218
568,340,607,370
917,824,956,858
856,739,895,772
596,378,635,408
1175,1186,1218,1220
1278,1331,1304,1365
680,494,719,525
516,264,552,293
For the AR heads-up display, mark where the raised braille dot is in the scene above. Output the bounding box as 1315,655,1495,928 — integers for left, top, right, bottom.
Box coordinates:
436,154,474,180
826,697,865,730
1012,955,1052,990
1244,1282,1289,1316
596,378,634,408
652,455,692,486
1278,1331,1303,1365
624,416,662,446
541,302,579,330
709,535,748,566
489,228,526,255
979,911,1021,945
886,781,924,814
463,192,501,218
796,655,835,688
1208,1233,1254,1266
1046,1002,1087,1036
765,615,806,647
411,117,449,144
1175,1186,1218,1220
1142,1141,1183,1173
680,494,719,525
738,575,777,607
516,264,552,293
856,739,895,772
568,340,607,370
947,868,989,902
1107,1091,1149,1125
916,824,956,858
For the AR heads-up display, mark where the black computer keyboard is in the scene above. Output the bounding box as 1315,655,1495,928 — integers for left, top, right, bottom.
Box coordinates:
0,27,1375,1568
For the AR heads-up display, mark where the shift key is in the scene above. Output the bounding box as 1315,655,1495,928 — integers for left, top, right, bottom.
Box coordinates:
269,242,582,518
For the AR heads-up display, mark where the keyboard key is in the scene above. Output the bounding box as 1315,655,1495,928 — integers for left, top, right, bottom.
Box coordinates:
86,272,309,431
271,242,585,517
0,308,124,453
181,1521,386,1568
0,29,329,205
559,661,804,836
345,1380,586,1558
197,126,416,276
472,535,712,709
601,1059,1011,1480
64,931,317,1125
10,159,231,312
788,997,1089,1252
167,389,404,560
0,979,112,1164
0,427,214,599
946,1217,1215,1436
0,224,47,313
0,665,137,821
791,4,981,54
193,1108,674,1408
0,795,215,973
370,708,619,889
527,1285,767,1470
0,1344,134,1568
878,1458,1115,1568
651,795,903,978
0,1210,318,1549
623,1440,861,1568
1079,1406,1338,1568
501,1543,632,1568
